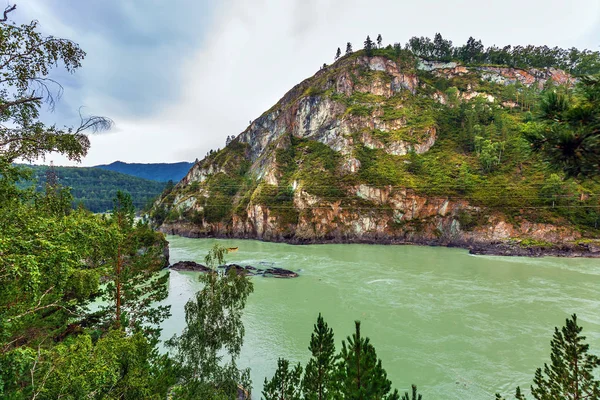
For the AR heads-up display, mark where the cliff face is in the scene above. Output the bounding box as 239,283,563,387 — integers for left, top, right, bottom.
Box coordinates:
153,52,600,255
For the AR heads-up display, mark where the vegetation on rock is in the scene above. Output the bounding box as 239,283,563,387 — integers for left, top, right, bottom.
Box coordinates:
154,35,600,247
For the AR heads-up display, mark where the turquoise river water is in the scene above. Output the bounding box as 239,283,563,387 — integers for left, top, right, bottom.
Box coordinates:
160,235,600,399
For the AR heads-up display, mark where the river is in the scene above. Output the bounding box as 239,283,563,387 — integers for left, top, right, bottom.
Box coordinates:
160,235,600,399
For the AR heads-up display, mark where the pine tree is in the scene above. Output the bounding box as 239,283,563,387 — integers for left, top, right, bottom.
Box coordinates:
346,42,353,55
496,314,600,400
401,385,423,400
303,313,336,400
335,47,342,60
263,358,303,400
364,36,374,57
337,321,400,400
377,34,383,49
531,314,600,399
101,191,170,339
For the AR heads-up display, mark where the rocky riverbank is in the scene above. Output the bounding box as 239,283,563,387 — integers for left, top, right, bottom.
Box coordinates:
161,224,600,258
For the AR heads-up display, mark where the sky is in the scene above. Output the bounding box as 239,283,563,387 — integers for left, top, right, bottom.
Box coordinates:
13,0,600,166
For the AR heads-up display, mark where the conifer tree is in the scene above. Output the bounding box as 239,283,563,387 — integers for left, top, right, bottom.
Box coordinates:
401,385,423,400
496,314,600,400
337,321,400,400
101,191,170,340
263,358,303,400
377,34,383,49
335,47,342,60
364,36,374,57
303,313,336,400
346,42,353,55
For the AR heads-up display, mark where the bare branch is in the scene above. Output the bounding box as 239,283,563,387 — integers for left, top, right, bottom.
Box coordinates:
0,4,16,23
75,110,114,134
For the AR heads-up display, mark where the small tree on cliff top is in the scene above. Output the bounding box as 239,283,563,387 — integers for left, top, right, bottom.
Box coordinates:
364,36,375,57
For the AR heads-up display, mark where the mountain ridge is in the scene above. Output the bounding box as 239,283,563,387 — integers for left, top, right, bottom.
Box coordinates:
151,47,600,256
94,161,193,182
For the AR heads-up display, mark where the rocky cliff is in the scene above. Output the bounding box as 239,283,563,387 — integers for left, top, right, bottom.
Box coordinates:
152,50,600,256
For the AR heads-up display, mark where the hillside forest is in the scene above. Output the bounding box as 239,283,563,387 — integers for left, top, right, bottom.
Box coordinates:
0,5,599,400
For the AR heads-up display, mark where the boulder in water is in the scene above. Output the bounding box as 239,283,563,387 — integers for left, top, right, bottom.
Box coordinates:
170,261,211,272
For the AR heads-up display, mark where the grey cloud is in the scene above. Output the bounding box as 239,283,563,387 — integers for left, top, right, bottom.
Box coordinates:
15,0,600,167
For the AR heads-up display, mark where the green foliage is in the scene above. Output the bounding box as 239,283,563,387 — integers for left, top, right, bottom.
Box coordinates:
337,321,400,400
168,244,254,399
303,313,337,400
0,15,112,164
99,191,170,339
406,34,600,74
364,36,375,57
355,146,410,187
402,385,423,400
95,161,193,182
263,358,303,400
526,77,600,178
18,164,167,212
496,314,600,400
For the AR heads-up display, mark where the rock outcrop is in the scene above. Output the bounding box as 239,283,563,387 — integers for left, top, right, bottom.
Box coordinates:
153,52,599,257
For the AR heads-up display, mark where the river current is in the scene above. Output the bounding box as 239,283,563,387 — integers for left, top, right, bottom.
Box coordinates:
160,235,600,399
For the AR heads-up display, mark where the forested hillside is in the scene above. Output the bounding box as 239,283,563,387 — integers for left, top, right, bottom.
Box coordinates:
94,161,193,182
18,164,166,212
1,3,600,398
154,34,600,254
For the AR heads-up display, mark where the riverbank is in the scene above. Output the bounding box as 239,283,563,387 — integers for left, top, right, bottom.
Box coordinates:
159,224,600,258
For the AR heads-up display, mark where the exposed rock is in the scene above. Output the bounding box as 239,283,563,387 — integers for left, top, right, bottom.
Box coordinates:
155,53,594,258
170,260,211,272
219,264,298,278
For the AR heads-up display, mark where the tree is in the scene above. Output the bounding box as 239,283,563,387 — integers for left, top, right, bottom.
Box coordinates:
539,173,566,208
303,313,336,400
335,47,342,60
0,6,112,164
99,191,170,340
168,244,254,399
346,42,353,55
458,36,484,64
377,34,383,49
525,78,600,178
364,36,375,57
496,314,600,400
401,385,423,400
337,321,400,400
0,6,172,398
263,358,303,400
433,33,453,61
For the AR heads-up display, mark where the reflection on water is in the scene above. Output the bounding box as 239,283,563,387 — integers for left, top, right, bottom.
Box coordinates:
160,236,600,400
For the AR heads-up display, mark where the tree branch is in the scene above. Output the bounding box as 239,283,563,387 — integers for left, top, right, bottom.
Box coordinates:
0,4,16,23
0,96,42,112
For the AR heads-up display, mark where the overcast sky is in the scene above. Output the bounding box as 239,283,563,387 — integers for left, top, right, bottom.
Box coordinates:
15,0,600,166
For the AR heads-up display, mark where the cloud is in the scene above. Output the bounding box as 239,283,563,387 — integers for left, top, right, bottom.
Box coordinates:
14,0,600,166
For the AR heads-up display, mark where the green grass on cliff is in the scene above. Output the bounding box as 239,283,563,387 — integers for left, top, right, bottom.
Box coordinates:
156,52,600,237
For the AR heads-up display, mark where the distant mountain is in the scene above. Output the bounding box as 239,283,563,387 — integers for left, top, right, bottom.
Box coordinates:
18,164,166,213
94,161,194,182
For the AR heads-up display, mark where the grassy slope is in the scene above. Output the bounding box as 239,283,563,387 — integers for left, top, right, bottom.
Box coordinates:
157,49,600,238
